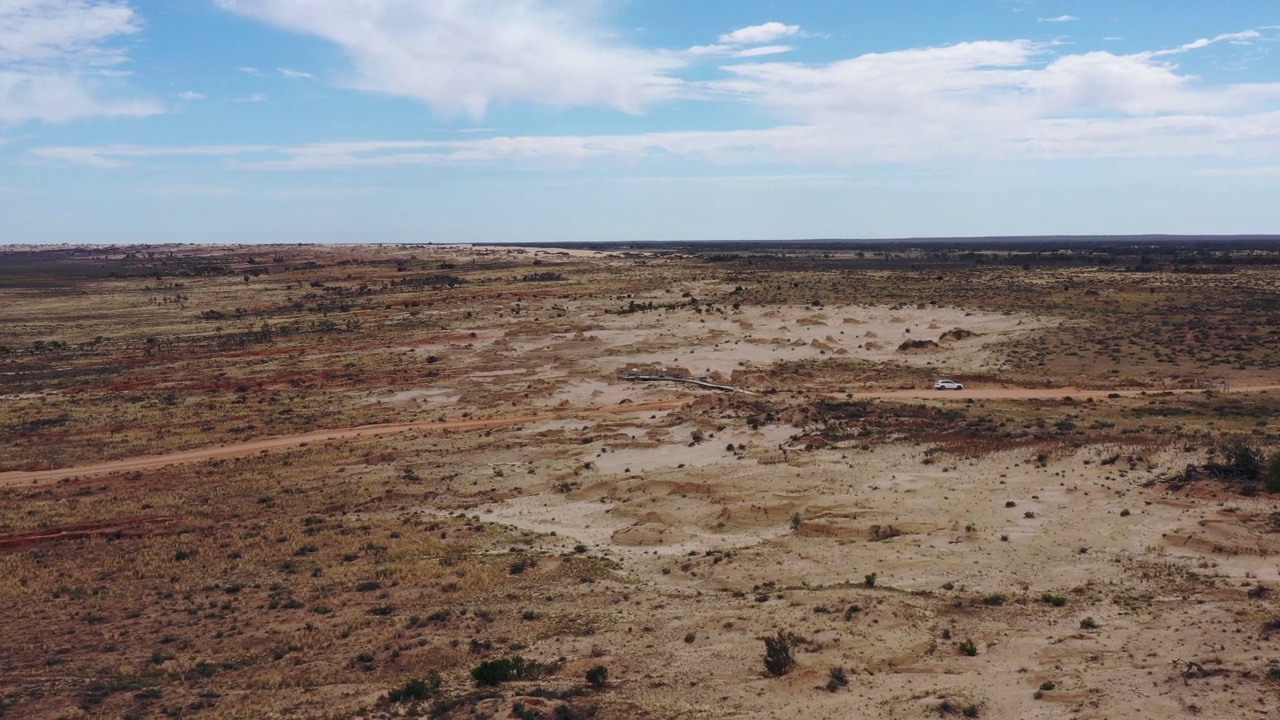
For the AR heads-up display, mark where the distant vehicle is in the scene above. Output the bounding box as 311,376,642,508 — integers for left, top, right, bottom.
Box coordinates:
934,379,964,391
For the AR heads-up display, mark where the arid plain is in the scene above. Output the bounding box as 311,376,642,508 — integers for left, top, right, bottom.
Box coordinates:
2,242,1279,719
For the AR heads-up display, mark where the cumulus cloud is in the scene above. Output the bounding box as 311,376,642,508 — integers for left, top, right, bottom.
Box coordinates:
703,36,1280,129
719,22,801,46
30,19,1280,168
216,0,685,117
0,0,162,123
177,90,205,100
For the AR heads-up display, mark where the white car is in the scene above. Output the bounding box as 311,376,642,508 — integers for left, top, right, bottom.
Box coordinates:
934,379,964,391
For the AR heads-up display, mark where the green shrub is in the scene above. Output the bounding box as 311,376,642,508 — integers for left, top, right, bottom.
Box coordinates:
585,665,608,689
762,630,797,676
864,573,877,588
1266,452,1280,494
1041,593,1067,607
471,656,545,686
387,673,440,703
1208,438,1269,481
958,640,978,657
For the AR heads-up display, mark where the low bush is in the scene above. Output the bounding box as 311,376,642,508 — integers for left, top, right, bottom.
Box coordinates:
585,665,608,689
1266,452,1280,494
762,630,799,676
1041,593,1067,607
471,656,547,686
386,673,440,703
826,666,850,692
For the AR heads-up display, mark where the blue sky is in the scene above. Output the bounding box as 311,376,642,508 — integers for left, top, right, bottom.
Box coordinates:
3,1,1280,244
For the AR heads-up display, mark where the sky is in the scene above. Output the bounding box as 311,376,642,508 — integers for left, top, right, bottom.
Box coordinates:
3,1,1280,244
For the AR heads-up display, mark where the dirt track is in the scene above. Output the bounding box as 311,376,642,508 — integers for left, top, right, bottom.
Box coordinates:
5,385,1277,488
0,399,692,487
0,516,177,551
844,384,1280,401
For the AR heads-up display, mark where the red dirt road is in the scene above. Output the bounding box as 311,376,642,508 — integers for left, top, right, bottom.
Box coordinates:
4,385,1277,488
0,399,693,487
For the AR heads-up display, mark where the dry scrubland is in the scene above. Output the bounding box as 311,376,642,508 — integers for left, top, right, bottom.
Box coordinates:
1,242,1280,719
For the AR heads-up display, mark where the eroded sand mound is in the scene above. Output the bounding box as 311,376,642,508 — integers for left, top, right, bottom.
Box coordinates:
612,511,693,546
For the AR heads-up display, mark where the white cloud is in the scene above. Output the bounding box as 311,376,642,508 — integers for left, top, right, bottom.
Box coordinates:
34,142,274,168
0,68,160,124
235,92,268,102
31,130,800,170
719,22,802,46
238,66,263,75
32,107,1280,172
684,44,733,57
702,35,1280,126
733,45,794,59
177,90,205,100
216,0,685,117
0,0,162,123
278,67,312,79
684,43,794,59
1037,15,1079,23
0,0,135,64
29,24,1280,168
1151,30,1261,57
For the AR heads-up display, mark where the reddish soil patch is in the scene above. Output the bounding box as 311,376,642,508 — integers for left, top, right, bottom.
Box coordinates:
0,516,177,551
